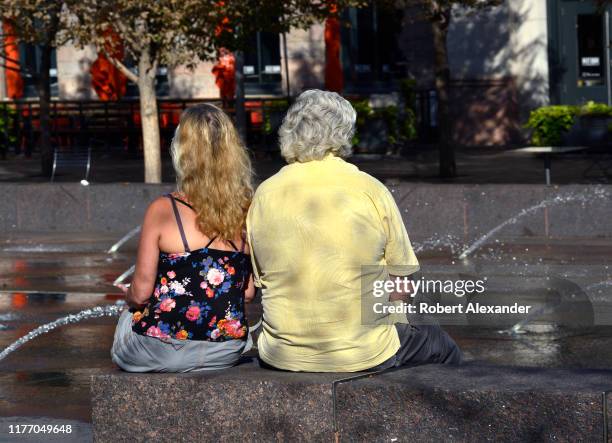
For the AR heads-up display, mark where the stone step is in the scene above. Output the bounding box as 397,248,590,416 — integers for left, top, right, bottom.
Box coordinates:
91,361,612,442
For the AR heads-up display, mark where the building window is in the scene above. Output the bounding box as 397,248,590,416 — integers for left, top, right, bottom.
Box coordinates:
18,43,58,97
244,31,282,94
341,4,404,91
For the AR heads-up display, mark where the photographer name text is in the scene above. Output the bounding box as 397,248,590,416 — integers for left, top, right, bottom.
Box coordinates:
373,302,532,315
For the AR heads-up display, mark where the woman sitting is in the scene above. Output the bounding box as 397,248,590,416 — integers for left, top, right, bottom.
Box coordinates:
112,104,255,372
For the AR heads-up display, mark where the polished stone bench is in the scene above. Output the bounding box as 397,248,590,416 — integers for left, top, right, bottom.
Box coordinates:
91,360,612,442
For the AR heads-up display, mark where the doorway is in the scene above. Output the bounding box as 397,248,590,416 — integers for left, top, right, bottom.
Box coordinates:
555,0,612,105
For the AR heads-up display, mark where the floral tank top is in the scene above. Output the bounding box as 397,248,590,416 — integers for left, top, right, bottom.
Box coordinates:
131,194,251,342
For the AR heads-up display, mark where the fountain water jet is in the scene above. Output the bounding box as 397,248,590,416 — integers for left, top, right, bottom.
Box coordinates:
499,302,560,336
113,265,135,287
413,234,463,255
107,226,141,254
0,301,125,362
458,188,610,260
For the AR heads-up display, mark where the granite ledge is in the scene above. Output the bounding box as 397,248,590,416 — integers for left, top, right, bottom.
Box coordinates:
91,360,612,443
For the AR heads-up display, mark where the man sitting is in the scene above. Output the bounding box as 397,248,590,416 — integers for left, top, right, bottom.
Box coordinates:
247,90,462,372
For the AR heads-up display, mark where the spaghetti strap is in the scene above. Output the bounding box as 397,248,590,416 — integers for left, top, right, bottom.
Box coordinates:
173,196,194,210
166,194,190,253
240,234,246,253
228,240,239,251
205,236,217,249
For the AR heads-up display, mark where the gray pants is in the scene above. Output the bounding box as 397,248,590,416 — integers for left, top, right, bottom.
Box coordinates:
259,322,462,372
369,323,463,371
111,309,251,373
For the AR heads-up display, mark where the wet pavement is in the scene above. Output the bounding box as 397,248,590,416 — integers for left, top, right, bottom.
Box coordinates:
0,235,611,434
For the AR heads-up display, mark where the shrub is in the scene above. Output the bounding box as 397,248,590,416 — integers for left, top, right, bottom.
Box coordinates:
399,78,418,142
526,102,612,145
0,104,17,147
349,99,373,146
378,106,399,145
262,99,289,135
349,92,417,148
400,107,417,142
578,101,612,117
525,105,578,146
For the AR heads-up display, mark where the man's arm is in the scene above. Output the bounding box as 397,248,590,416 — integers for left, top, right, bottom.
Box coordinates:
388,274,415,303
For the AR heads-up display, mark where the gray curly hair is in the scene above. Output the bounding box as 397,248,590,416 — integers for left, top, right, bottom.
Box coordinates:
278,89,356,163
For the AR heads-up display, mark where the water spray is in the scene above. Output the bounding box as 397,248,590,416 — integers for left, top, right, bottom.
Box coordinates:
107,226,141,254
113,264,135,287
459,188,610,259
0,301,125,362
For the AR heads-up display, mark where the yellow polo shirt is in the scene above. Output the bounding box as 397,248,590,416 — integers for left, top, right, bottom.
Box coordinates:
246,154,419,372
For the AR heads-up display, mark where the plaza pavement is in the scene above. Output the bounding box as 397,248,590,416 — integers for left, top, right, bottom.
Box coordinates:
0,146,610,184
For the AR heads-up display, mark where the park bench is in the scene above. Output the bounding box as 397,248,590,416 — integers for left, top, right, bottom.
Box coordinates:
50,145,92,182
91,361,612,442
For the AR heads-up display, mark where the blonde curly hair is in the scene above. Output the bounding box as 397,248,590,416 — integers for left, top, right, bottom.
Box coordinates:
170,104,253,240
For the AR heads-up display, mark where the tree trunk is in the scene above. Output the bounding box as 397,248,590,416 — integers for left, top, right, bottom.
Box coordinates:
137,51,161,183
431,6,456,178
234,50,247,142
38,44,53,177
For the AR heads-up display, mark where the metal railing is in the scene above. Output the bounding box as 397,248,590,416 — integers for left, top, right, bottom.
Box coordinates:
1,97,292,155
0,91,437,157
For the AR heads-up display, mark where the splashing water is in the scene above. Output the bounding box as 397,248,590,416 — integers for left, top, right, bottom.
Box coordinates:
0,313,18,321
0,302,125,362
113,264,135,286
413,234,463,255
585,280,612,303
499,301,561,336
108,226,141,287
586,280,612,291
107,226,141,254
458,187,610,260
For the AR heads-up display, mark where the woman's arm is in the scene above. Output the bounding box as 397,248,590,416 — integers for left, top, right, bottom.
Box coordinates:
244,274,256,303
242,241,256,303
125,199,163,309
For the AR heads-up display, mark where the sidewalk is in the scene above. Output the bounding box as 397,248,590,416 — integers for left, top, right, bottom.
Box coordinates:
1,146,610,184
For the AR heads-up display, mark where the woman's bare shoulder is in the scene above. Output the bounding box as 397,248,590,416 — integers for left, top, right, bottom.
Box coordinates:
143,195,173,224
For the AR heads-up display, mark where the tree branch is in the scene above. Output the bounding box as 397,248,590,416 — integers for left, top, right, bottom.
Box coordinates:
100,47,138,83
0,63,30,75
0,52,36,77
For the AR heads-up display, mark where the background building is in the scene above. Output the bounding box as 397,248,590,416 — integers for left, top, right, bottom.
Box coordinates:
1,1,609,147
